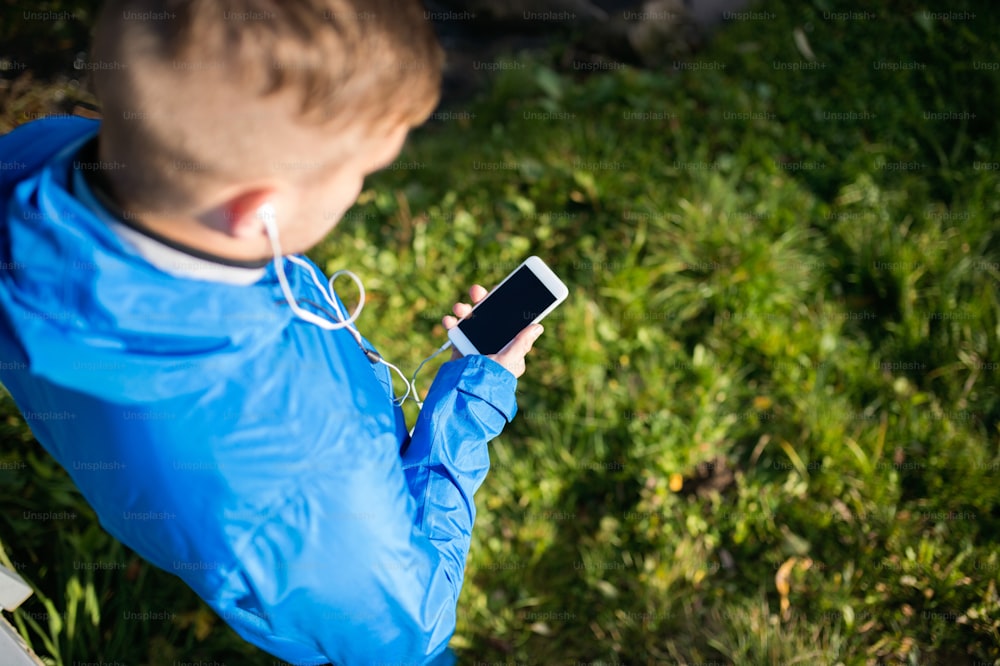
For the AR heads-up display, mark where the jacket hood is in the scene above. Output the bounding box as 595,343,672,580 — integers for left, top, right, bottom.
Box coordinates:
0,117,296,401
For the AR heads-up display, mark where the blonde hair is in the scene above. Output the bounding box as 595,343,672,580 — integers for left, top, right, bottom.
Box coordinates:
90,0,443,214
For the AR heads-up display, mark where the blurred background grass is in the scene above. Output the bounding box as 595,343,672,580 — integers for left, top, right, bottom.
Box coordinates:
1,0,998,664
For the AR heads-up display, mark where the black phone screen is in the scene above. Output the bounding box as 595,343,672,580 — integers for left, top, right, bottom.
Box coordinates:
457,266,557,355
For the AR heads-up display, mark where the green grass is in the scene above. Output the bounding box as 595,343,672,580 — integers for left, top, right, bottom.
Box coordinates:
2,0,999,664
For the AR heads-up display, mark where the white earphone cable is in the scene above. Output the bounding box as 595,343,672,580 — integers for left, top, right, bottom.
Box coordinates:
259,203,450,408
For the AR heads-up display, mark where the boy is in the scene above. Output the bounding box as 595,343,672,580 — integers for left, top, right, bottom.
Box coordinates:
0,1,543,663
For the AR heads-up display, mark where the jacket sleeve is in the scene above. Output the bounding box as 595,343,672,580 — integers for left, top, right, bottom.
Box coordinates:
401,354,518,583
227,354,516,665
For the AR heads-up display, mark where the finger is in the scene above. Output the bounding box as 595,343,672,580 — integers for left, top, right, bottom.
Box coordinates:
469,284,488,304
442,315,458,330
452,302,472,318
491,324,544,378
507,323,543,355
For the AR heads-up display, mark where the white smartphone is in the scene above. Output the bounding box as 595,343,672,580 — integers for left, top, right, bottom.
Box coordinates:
448,256,569,356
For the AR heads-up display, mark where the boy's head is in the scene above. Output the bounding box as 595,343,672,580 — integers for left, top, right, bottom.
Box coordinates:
90,0,442,255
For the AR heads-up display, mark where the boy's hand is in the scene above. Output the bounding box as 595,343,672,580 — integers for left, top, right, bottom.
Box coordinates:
442,284,544,379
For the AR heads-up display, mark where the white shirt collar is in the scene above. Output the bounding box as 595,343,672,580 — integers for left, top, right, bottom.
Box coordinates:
71,167,267,286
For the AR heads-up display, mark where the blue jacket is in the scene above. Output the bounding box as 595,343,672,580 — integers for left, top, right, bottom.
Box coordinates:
0,117,517,665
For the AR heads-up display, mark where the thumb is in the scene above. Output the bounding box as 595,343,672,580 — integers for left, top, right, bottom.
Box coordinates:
509,323,544,357
490,324,544,378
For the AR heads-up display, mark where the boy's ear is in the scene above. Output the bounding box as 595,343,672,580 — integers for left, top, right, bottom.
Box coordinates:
220,189,279,239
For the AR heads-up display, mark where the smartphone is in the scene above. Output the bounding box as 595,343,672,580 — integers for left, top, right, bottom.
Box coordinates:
448,256,569,356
